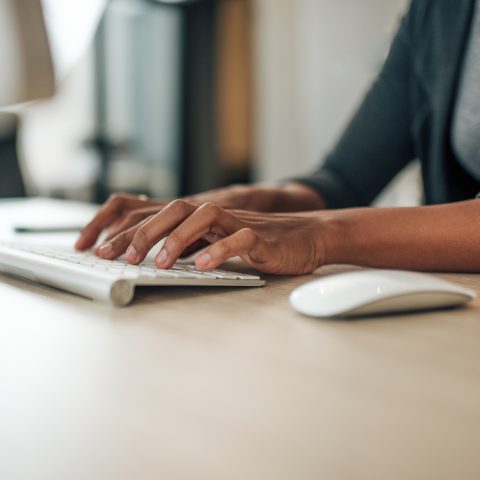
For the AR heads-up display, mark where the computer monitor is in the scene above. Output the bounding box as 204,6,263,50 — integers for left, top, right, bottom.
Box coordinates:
0,0,55,107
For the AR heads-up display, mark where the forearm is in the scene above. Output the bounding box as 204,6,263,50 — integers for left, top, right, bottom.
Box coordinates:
324,200,480,272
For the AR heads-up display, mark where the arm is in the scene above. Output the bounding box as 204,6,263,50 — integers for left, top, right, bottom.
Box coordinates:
293,2,417,208
90,197,480,276
185,183,326,212
325,200,480,272
76,4,418,251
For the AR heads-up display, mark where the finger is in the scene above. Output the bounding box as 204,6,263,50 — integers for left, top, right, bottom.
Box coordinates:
97,222,203,260
178,239,210,259
96,226,138,260
75,194,151,251
125,199,197,264
195,228,259,270
96,216,154,259
155,202,240,269
105,206,163,241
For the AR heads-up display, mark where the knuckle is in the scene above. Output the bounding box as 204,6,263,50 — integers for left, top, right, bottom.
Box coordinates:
113,230,130,246
166,231,184,252
241,228,257,243
229,184,248,195
108,193,122,203
126,211,141,223
185,199,199,207
108,192,135,207
106,193,126,210
201,201,218,211
124,212,135,223
200,202,222,218
132,228,149,251
214,241,231,257
169,199,189,215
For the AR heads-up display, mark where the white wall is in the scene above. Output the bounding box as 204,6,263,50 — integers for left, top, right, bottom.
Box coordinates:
253,0,419,205
19,50,97,198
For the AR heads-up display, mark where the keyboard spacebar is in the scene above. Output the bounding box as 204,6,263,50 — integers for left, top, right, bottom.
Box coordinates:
127,267,197,279
132,269,186,279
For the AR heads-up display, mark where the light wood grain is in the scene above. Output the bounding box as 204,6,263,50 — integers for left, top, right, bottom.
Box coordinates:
1,260,480,480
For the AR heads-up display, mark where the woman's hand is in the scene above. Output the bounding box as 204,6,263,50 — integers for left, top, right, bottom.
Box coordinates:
90,199,329,275
75,184,326,252
74,189,258,252
76,195,480,275
75,193,164,252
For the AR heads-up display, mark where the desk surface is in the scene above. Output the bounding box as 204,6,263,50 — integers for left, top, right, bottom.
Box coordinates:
1,200,480,480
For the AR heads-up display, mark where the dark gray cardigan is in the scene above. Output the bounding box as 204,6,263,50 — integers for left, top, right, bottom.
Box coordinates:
295,0,479,208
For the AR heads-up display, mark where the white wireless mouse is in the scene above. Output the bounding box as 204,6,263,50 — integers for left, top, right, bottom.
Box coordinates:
289,269,476,318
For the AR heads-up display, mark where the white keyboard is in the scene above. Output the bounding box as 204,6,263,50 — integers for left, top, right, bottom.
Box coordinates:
0,242,265,306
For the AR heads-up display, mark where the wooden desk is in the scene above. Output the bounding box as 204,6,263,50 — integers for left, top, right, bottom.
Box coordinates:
1,202,480,480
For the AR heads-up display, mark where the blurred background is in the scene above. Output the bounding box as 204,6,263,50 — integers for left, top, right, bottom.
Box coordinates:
1,0,420,206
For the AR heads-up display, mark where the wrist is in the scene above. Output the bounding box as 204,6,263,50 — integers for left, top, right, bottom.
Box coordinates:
293,212,342,269
223,184,270,211
243,183,327,213
313,210,353,266
225,184,285,212
320,208,386,266
277,183,327,212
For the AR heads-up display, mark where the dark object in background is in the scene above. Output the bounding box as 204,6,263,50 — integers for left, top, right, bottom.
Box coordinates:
91,0,252,203
178,0,254,195
0,115,25,198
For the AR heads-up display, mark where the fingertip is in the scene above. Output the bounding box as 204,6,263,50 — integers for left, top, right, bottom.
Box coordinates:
75,239,86,251
125,245,141,264
97,243,114,259
75,231,96,251
155,248,169,268
195,252,214,269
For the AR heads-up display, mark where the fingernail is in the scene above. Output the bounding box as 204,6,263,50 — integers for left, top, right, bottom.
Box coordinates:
156,248,168,266
196,252,212,267
98,243,113,256
126,245,138,263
